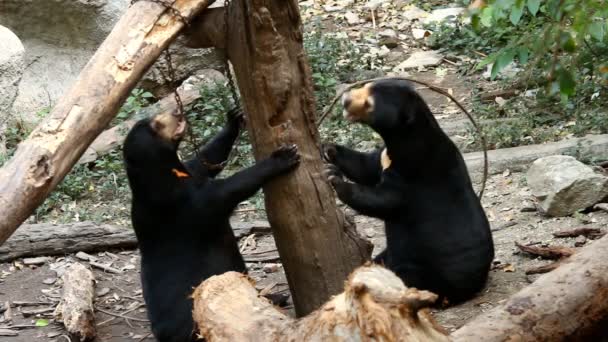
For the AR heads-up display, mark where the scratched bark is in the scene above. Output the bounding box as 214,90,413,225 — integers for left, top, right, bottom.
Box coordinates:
186,0,372,316
0,0,214,244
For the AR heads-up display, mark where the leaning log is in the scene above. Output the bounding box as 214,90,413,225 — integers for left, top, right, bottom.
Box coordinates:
193,264,449,342
188,0,372,317
54,263,97,341
0,0,215,244
451,235,608,341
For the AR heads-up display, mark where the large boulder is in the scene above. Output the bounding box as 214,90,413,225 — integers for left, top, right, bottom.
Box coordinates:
526,155,608,216
0,25,25,156
0,0,222,125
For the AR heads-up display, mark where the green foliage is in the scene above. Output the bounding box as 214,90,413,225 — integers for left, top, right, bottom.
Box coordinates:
467,0,608,99
113,88,155,124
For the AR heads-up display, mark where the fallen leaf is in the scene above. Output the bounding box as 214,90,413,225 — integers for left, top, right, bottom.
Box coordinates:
504,264,515,272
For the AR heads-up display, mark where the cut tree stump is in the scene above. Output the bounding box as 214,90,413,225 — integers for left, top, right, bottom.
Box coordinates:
54,263,96,341
193,264,449,342
0,220,270,262
451,235,608,341
0,0,215,244
188,0,372,316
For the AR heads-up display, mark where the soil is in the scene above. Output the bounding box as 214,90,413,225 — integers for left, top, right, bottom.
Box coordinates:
2,1,607,341
2,169,607,341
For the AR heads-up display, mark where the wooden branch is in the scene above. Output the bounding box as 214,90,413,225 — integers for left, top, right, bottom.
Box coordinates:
193,264,449,342
54,263,96,341
515,242,575,260
553,227,606,239
0,220,270,262
0,0,215,244
451,236,608,341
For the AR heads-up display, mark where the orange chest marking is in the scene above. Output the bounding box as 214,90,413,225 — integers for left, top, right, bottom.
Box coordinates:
381,148,392,170
171,168,190,178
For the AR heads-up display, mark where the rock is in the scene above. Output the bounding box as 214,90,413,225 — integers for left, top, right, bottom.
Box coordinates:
0,25,25,155
394,50,442,71
402,6,430,21
526,155,608,217
263,263,280,274
422,7,465,25
412,28,431,40
0,0,222,124
43,277,58,285
379,29,397,38
344,11,361,25
574,235,587,247
379,37,400,49
75,251,96,262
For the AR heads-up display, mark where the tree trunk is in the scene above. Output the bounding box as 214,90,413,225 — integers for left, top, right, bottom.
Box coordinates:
451,235,608,341
192,265,449,342
0,220,270,262
0,0,214,245
194,0,372,316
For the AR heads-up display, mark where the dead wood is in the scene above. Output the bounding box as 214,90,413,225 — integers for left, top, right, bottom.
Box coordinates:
0,0,214,245
193,264,449,342
0,220,269,263
54,263,96,341
515,242,575,259
524,261,563,275
451,236,608,341
553,227,606,240
187,0,372,317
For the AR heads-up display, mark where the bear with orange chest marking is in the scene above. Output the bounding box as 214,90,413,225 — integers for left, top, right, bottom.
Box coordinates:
123,108,300,342
323,79,494,305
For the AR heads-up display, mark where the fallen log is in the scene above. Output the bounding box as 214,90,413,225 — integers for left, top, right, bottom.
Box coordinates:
451,235,608,341
54,263,96,341
0,220,270,262
0,0,215,245
193,264,449,342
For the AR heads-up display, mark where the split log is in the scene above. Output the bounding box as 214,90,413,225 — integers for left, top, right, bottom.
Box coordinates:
515,242,575,260
451,235,608,341
0,220,270,262
54,263,96,341
188,0,372,316
0,0,215,244
193,264,449,342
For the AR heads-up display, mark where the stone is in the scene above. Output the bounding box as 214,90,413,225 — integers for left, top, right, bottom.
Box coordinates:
412,28,431,40
402,6,430,21
263,263,280,273
43,277,58,285
526,155,608,217
344,11,361,25
379,37,400,49
422,7,465,25
0,25,25,155
0,0,222,124
394,50,442,71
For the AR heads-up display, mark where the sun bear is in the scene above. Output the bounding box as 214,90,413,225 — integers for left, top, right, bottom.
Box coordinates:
323,79,494,304
123,108,300,342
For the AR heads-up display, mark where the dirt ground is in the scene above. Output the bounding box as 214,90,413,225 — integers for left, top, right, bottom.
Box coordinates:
2,169,608,341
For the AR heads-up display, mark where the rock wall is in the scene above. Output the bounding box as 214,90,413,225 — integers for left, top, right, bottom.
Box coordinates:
0,0,223,126
0,25,25,156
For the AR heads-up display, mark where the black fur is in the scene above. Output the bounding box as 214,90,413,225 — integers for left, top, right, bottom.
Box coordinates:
123,109,299,341
324,80,494,304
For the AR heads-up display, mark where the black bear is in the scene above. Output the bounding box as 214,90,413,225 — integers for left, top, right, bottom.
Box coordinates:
123,108,300,342
323,79,494,304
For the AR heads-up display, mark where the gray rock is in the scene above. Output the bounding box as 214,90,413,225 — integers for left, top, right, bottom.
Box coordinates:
394,50,442,71
526,155,608,217
0,0,221,125
0,25,25,155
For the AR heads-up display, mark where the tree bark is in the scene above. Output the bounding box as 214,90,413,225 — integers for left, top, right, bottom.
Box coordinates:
188,1,372,316
0,0,214,245
0,220,270,262
451,235,608,341
54,263,97,341
193,265,449,342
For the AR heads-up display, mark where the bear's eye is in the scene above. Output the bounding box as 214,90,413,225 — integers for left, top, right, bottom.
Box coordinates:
151,120,165,132
364,96,375,111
